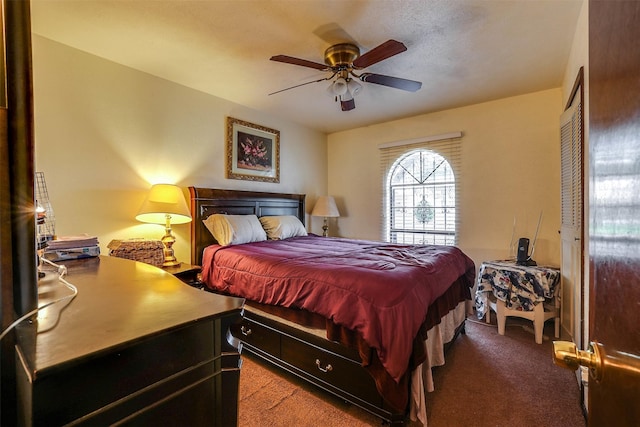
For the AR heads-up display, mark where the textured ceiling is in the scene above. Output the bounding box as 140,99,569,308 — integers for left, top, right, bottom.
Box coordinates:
30,0,583,134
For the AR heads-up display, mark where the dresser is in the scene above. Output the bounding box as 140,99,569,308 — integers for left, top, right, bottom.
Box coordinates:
15,256,243,426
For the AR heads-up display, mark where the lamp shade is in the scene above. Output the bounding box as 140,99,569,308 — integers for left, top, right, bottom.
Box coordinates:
135,184,192,225
311,196,340,218
347,79,362,97
331,78,348,96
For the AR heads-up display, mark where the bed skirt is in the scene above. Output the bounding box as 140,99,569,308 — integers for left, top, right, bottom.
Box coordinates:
410,300,468,425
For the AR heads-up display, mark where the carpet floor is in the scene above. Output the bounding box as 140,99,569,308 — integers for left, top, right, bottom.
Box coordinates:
238,316,586,426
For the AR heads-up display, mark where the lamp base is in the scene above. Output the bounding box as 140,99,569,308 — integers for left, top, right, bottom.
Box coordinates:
161,222,180,267
322,217,329,237
162,258,181,268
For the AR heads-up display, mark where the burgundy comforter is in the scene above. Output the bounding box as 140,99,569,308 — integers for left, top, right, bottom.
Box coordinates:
201,234,475,383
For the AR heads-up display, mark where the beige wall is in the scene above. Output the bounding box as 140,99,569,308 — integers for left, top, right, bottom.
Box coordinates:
327,89,563,270
33,36,328,263
562,0,588,108
33,33,577,273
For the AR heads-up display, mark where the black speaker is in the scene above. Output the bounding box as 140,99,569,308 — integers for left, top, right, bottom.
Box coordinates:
516,237,530,264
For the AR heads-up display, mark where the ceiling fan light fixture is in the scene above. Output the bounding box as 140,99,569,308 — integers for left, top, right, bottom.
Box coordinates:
331,77,348,95
347,79,362,97
326,83,336,97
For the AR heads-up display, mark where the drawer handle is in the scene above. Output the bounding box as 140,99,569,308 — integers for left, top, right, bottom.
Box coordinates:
240,326,252,336
315,359,333,373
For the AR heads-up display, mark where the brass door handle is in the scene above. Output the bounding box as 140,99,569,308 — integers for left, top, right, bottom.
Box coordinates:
554,340,640,383
553,340,603,381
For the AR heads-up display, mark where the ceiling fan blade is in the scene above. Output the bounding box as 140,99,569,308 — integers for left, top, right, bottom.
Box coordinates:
352,40,407,69
341,98,355,111
360,72,422,92
270,55,328,71
313,23,356,46
268,77,332,96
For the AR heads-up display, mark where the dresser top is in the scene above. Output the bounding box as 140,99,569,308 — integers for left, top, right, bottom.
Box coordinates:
17,256,243,378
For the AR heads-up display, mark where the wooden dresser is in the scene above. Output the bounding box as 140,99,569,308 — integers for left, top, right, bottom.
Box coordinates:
15,256,243,426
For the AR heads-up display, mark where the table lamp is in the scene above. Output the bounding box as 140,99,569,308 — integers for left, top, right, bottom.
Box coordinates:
311,196,340,237
136,184,192,267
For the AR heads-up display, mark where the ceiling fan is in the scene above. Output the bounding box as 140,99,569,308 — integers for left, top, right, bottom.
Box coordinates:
269,39,422,111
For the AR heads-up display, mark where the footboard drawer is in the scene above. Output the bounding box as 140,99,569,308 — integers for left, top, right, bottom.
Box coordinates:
280,334,382,405
230,318,280,357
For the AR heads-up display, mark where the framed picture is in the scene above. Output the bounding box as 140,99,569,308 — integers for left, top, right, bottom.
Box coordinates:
226,117,280,183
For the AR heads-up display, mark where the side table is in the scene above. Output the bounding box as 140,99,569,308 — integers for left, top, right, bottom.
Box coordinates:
475,260,561,344
163,263,203,288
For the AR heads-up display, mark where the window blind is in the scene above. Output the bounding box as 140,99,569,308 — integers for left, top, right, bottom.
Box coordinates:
379,132,463,242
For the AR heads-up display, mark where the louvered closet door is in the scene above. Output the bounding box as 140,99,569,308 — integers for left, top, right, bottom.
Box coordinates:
560,90,584,346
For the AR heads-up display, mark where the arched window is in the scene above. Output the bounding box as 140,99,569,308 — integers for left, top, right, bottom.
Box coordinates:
388,149,456,245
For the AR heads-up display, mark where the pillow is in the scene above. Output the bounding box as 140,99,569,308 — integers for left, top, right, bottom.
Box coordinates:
203,214,267,246
259,215,307,240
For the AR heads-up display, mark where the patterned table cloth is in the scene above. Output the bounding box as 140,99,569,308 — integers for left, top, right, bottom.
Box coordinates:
475,260,560,319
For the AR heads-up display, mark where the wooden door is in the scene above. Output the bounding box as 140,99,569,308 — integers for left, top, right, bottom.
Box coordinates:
560,71,584,347
588,1,640,424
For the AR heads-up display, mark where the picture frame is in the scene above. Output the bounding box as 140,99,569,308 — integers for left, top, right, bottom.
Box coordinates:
226,117,280,183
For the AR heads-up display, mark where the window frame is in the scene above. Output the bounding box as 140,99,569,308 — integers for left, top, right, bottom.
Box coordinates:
379,133,462,245
387,148,457,245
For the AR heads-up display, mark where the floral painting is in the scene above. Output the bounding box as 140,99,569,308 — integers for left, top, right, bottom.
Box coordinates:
226,117,280,182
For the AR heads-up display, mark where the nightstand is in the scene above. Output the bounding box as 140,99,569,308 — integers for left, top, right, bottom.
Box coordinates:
163,263,203,288
475,260,560,344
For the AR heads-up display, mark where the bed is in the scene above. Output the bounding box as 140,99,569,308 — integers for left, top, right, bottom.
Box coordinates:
189,187,475,425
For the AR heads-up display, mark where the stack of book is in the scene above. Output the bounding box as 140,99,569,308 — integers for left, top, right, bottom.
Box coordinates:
43,234,100,261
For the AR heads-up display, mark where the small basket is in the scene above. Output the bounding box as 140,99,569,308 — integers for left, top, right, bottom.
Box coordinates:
107,238,164,267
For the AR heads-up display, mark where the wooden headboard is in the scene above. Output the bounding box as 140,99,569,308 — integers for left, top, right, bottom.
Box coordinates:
189,187,306,266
